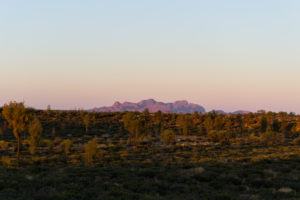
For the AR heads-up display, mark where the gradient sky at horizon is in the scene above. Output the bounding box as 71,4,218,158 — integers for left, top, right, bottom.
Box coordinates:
1,0,300,113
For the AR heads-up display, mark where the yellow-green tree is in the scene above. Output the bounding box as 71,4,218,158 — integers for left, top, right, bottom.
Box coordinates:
123,112,144,144
176,114,193,136
2,102,30,161
85,137,97,165
259,116,268,133
162,129,176,144
123,112,136,134
154,111,163,135
46,105,51,115
83,113,90,133
28,117,43,154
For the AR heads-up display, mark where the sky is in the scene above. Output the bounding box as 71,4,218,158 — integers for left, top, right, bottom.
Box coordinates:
1,0,300,113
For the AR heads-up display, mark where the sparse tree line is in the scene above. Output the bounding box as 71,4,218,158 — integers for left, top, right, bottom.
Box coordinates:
0,102,98,166
0,102,300,166
123,109,300,146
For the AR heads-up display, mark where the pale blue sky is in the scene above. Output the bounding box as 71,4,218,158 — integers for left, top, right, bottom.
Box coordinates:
1,1,300,113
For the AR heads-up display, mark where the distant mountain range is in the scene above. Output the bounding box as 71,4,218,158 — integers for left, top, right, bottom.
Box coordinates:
231,110,251,114
212,110,251,114
90,99,205,113
89,99,251,114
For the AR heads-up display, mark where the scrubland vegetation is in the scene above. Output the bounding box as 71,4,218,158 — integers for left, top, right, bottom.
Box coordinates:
1,102,300,199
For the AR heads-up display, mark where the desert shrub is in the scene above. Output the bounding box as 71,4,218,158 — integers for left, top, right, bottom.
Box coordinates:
51,127,56,138
1,156,14,166
85,137,98,165
208,130,233,145
54,136,62,145
60,139,72,155
0,140,8,150
293,136,300,145
41,139,54,151
161,129,176,144
241,133,260,145
96,149,106,161
260,131,284,145
207,130,218,142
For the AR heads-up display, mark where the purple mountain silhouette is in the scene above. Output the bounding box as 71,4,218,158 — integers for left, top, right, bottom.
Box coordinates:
90,99,206,113
210,110,227,114
209,110,251,115
231,110,251,114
